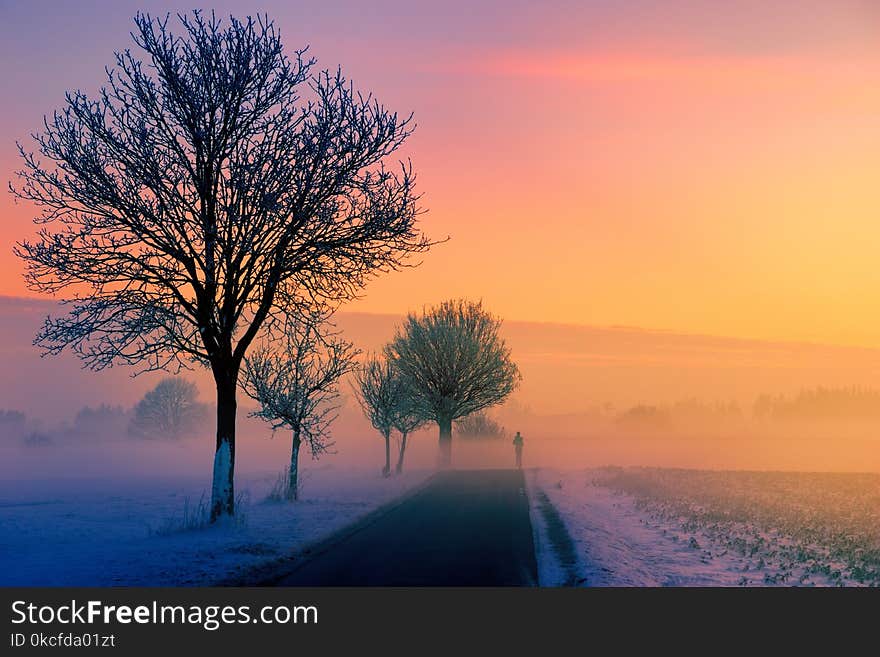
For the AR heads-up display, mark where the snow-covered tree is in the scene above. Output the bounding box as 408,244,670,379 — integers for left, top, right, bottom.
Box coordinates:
12,11,430,520
386,300,520,466
243,312,357,500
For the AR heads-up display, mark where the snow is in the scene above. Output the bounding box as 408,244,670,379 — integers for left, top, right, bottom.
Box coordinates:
211,439,232,513
7,455,862,587
525,482,571,587
530,468,750,586
0,465,430,586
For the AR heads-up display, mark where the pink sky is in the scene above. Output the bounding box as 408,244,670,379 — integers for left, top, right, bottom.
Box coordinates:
2,1,879,346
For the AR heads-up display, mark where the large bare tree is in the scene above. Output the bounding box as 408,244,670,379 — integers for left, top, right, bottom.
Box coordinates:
11,12,430,519
242,311,357,500
354,355,405,477
386,300,520,466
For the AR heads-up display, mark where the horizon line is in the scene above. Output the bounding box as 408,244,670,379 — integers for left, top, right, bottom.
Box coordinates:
3,293,878,355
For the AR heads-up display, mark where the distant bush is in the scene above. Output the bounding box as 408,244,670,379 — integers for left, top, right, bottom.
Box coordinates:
22,431,53,447
70,404,129,441
615,404,671,430
455,412,507,440
0,409,27,441
669,398,742,423
0,409,26,425
613,399,743,432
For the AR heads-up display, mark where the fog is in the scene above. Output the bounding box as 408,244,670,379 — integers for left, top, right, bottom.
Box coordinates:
3,295,880,487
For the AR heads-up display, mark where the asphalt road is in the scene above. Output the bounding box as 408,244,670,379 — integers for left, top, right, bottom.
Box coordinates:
268,469,538,586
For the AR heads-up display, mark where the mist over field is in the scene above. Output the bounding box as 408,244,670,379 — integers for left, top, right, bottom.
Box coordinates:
3,295,880,484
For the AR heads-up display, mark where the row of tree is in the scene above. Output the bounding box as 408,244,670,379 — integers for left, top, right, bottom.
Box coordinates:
356,299,520,474
240,299,520,500
11,12,521,517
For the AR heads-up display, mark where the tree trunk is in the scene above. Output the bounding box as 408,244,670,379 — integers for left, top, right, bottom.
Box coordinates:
210,367,238,521
289,430,301,501
382,431,391,478
438,416,452,468
395,431,408,475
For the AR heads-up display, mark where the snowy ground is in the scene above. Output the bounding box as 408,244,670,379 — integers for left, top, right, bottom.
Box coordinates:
7,459,872,587
529,468,745,585
529,467,880,587
0,466,430,586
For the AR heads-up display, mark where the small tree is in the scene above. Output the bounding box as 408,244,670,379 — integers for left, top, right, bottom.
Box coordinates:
387,300,520,466
243,312,357,500
392,399,425,475
354,355,405,477
128,377,208,439
455,411,507,440
12,12,430,520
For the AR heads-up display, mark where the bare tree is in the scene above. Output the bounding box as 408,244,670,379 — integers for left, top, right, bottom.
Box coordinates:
128,377,209,439
392,399,425,475
354,355,405,477
386,300,520,466
11,12,430,519
242,311,357,500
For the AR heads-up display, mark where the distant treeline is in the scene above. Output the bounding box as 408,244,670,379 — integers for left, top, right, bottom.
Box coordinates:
8,384,880,447
609,386,880,431
753,386,880,423
613,399,743,430
1,377,211,447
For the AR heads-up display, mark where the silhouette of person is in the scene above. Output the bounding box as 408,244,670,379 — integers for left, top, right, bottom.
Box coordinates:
512,431,524,469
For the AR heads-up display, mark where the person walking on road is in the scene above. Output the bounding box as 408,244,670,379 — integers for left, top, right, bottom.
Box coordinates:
512,431,524,469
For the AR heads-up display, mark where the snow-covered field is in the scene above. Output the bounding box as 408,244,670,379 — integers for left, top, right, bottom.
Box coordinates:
7,456,876,588
530,467,880,587
0,466,430,586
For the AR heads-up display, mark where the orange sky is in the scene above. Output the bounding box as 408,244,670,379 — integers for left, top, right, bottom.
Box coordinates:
1,1,879,348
